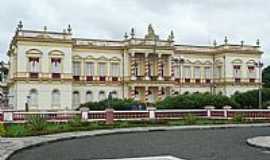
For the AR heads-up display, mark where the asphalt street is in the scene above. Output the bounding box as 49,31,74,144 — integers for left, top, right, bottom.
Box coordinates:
8,127,270,160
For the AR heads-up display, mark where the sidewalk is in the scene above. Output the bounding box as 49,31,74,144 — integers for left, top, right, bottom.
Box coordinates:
247,136,270,150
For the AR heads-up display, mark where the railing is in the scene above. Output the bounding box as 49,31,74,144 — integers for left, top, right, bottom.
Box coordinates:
1,107,270,123
12,111,80,122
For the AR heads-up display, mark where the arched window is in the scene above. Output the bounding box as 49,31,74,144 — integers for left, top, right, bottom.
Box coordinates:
98,91,106,101
51,89,60,107
72,91,80,108
111,91,118,99
29,89,38,107
85,91,93,102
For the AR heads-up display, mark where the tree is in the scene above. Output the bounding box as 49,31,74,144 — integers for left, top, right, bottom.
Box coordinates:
262,65,270,88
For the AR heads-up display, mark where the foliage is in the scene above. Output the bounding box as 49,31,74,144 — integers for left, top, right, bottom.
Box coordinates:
0,124,6,136
5,124,30,137
79,98,143,110
231,113,246,123
263,65,270,88
156,92,238,109
68,115,84,127
27,115,48,132
231,88,270,109
183,113,198,125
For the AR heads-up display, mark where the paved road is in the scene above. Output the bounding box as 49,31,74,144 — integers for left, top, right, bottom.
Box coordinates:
8,127,270,160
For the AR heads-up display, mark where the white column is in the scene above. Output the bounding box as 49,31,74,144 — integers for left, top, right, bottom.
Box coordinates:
130,52,136,80
145,53,150,80
158,54,164,80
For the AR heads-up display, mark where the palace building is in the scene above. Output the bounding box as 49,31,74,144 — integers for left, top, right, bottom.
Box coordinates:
6,22,263,111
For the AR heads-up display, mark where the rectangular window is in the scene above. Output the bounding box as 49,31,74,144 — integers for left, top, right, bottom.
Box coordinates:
183,66,191,78
214,66,222,79
194,66,201,79
73,62,81,76
85,62,95,76
174,65,180,78
29,57,39,73
51,58,61,73
248,66,256,78
111,63,120,77
98,63,106,76
233,65,241,78
204,67,211,79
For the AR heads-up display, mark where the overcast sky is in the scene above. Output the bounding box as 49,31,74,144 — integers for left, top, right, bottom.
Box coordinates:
0,0,269,65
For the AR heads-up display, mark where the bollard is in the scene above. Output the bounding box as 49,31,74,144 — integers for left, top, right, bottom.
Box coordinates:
147,107,156,120
223,105,232,118
204,106,215,118
80,107,89,121
105,108,114,125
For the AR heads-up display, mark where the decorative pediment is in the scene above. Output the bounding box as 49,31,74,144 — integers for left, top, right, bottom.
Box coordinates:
215,60,223,65
72,55,82,60
97,56,109,61
85,55,95,60
184,59,192,64
246,59,256,65
48,50,64,56
26,49,43,56
204,60,212,65
194,60,202,65
231,59,243,64
110,56,121,62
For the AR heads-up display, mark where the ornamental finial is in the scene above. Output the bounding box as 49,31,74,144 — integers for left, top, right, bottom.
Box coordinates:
240,40,244,47
256,39,260,46
130,27,135,38
224,36,228,44
67,24,72,33
17,20,23,31
124,32,128,39
170,30,174,41
43,26,47,32
213,40,217,47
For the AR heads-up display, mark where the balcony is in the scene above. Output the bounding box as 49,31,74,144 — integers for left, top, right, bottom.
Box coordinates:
52,73,61,79
29,72,39,79
99,76,106,81
112,77,118,81
205,79,211,84
86,76,93,81
235,78,241,83
73,75,80,81
249,78,255,83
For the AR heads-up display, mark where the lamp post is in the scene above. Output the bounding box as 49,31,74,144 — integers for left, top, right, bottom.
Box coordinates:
255,61,263,109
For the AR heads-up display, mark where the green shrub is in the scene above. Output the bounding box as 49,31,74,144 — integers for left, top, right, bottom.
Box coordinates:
5,124,29,137
27,115,48,132
156,92,238,109
183,113,198,125
68,116,85,128
232,113,246,123
0,124,6,136
79,98,141,110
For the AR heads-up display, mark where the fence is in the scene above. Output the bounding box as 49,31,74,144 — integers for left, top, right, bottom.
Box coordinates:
1,106,270,123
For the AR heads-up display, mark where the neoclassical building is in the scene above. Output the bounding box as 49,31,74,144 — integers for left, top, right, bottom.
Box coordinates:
7,22,263,111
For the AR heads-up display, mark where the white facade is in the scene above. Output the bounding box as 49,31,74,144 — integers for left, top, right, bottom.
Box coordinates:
6,23,263,111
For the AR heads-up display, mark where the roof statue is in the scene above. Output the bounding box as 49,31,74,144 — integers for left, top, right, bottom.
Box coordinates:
145,24,159,40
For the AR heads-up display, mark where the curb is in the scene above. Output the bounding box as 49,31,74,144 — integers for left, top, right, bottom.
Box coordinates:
246,136,270,150
2,123,270,160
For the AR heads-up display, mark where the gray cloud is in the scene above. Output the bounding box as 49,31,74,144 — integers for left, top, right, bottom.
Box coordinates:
0,0,269,65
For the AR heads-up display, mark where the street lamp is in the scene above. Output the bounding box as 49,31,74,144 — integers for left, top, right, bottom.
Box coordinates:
255,61,263,109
